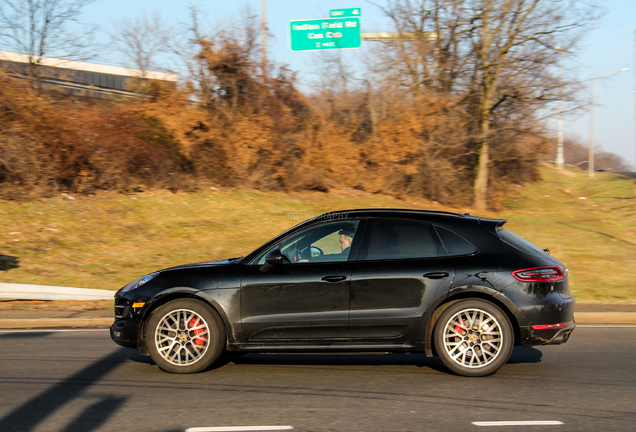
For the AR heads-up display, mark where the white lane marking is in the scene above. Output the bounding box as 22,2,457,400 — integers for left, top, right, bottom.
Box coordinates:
186,427,293,432
473,421,563,427
577,325,636,328
0,329,109,333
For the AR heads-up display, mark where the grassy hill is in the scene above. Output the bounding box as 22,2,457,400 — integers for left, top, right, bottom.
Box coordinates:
1,164,634,302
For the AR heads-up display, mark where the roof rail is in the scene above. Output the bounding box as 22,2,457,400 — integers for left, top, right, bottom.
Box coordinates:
319,208,468,218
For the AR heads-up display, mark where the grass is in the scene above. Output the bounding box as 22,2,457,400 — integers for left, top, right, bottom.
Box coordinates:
0,300,113,311
1,164,634,303
498,165,636,303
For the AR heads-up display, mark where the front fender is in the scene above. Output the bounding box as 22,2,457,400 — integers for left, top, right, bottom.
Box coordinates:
195,288,242,346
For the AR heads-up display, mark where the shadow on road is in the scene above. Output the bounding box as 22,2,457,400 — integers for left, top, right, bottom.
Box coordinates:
60,396,127,432
128,351,153,365
231,352,438,368
0,347,130,432
507,346,543,364
130,346,543,375
228,346,542,368
0,332,54,339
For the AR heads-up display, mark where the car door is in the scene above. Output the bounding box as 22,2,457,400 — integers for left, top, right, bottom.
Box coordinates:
349,218,456,346
240,219,362,345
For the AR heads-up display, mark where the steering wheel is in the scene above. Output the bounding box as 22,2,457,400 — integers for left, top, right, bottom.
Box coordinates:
297,246,324,261
310,246,324,258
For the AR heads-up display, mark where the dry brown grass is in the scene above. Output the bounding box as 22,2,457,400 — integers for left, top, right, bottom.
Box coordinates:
0,300,112,311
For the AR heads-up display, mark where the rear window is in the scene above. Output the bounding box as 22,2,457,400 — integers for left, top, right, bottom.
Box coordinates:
498,229,545,256
435,226,476,256
360,219,446,260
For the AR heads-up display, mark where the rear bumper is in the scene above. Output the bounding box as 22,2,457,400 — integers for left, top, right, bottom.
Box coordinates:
520,319,576,346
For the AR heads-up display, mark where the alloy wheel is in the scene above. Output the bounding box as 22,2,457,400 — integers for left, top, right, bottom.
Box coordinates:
155,308,210,366
442,308,503,368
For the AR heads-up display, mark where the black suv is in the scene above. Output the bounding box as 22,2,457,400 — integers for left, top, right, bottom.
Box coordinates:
111,209,575,376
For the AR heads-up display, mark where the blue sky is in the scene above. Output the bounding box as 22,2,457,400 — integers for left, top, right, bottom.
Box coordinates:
75,0,636,168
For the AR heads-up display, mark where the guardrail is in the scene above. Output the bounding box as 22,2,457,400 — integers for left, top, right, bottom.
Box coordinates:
0,283,114,300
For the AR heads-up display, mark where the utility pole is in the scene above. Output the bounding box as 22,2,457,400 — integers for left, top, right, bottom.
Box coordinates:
634,30,636,171
589,78,595,177
261,0,267,81
588,68,630,178
555,47,565,169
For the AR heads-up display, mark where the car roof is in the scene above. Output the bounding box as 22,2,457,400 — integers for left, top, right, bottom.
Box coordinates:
319,208,478,222
316,209,507,236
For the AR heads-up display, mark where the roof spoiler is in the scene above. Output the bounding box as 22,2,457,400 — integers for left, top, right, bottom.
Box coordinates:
479,218,507,238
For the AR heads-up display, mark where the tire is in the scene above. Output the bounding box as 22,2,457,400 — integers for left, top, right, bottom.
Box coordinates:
433,299,513,377
146,299,225,374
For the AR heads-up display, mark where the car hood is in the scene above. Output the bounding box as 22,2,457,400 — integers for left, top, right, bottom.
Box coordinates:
161,258,241,272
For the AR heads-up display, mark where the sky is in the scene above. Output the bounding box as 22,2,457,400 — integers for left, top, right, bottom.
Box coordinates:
67,1,636,169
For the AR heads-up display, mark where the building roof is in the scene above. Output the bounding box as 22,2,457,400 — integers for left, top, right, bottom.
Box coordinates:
0,50,177,82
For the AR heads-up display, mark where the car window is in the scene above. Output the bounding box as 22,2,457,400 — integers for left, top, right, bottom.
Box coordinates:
256,220,361,264
360,219,446,260
435,226,476,256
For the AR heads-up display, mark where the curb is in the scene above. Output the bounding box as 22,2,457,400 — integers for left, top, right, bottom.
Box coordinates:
573,312,636,324
0,313,634,329
0,283,114,301
0,317,113,329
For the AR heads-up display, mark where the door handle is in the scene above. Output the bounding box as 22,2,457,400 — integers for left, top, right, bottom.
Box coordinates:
321,275,347,283
423,272,449,279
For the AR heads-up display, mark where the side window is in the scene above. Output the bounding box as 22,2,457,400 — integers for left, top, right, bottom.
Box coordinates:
435,226,476,256
256,220,361,264
360,219,446,260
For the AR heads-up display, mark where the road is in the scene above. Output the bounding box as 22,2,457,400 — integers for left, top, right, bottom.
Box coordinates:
0,327,634,432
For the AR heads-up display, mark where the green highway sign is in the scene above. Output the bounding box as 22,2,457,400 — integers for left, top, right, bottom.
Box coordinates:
288,17,362,52
330,8,361,18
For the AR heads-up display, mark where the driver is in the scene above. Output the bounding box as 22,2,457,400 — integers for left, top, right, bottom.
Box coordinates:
338,226,355,256
299,224,356,263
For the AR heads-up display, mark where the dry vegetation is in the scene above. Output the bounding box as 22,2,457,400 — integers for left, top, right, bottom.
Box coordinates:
0,300,112,311
0,57,548,207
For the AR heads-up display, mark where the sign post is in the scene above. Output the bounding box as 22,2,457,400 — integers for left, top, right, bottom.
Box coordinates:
330,8,361,18
288,17,362,52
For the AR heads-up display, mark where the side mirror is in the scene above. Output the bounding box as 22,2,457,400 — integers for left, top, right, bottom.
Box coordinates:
260,246,284,272
265,248,285,266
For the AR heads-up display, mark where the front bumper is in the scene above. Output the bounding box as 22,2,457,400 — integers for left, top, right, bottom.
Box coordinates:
110,318,140,349
110,294,145,350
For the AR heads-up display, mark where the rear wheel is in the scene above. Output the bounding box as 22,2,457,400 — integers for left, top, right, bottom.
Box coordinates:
146,299,225,374
434,299,513,377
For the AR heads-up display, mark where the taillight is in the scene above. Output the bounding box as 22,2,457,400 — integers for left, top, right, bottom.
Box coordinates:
512,266,564,282
532,323,566,330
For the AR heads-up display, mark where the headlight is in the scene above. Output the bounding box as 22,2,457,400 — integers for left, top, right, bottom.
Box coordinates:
120,272,159,293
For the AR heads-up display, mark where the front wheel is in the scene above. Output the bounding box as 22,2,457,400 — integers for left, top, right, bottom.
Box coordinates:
434,299,513,377
146,299,225,374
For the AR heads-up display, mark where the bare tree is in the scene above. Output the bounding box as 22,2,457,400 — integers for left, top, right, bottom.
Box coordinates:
0,0,98,84
564,135,632,172
177,5,262,113
111,11,174,76
372,0,601,210
464,0,599,210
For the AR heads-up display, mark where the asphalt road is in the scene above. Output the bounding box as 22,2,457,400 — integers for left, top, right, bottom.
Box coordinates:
0,327,634,432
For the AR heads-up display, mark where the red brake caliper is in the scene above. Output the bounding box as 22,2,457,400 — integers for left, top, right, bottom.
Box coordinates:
453,319,466,335
189,318,207,346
